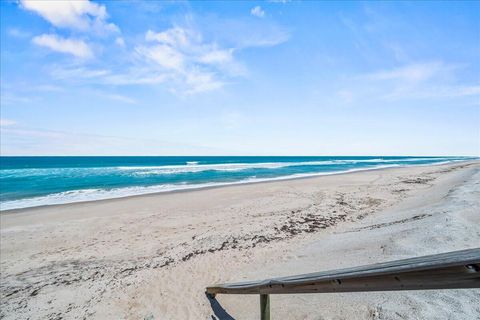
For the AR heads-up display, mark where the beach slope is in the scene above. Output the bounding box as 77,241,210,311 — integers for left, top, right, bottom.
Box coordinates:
1,161,479,319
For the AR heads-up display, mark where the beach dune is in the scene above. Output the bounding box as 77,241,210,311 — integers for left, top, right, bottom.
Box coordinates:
1,161,479,319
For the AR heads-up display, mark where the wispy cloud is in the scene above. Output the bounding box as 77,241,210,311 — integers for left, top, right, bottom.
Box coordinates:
34,84,65,92
402,85,480,100
124,17,287,93
0,118,17,127
32,34,94,59
1,93,38,105
100,70,168,86
115,37,126,47
208,18,289,48
364,61,451,83
50,66,110,79
99,93,137,104
7,27,30,38
337,61,480,103
134,27,244,93
368,62,478,100
251,6,265,18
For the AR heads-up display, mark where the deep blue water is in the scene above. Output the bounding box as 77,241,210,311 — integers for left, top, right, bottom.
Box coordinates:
0,156,473,210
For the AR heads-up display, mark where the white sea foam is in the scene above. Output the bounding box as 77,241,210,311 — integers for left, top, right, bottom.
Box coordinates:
116,162,290,174
0,163,403,211
0,157,472,210
0,157,462,178
113,158,453,175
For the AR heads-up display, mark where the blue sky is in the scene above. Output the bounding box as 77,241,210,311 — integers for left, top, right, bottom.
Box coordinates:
1,0,479,156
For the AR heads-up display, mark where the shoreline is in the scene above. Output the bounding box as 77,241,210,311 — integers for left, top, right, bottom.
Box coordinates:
1,159,477,214
1,160,479,319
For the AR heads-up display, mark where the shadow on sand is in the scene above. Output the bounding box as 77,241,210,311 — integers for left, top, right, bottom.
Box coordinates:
205,292,236,320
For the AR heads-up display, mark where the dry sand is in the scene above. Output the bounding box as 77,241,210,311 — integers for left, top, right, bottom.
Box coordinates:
1,161,479,319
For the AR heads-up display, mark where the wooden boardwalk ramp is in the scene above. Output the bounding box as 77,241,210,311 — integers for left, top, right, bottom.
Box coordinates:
206,248,480,319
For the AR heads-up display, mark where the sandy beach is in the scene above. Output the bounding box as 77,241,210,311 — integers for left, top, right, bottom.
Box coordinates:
1,161,479,319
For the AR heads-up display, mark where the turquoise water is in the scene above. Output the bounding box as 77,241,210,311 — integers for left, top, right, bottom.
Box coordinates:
0,156,473,210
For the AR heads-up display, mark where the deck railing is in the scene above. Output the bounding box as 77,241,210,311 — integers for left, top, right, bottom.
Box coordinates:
206,248,480,320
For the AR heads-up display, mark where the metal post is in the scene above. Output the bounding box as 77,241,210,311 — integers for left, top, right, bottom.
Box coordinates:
260,294,270,320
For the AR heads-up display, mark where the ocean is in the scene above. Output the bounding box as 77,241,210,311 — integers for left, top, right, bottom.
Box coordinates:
0,156,472,210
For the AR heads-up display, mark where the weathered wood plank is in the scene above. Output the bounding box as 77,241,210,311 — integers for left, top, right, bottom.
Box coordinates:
206,248,480,295
260,294,270,320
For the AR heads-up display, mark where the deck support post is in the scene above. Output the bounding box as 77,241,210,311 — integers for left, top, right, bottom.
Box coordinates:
260,294,270,320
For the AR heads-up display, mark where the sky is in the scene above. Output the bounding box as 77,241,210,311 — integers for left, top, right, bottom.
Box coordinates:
0,0,479,156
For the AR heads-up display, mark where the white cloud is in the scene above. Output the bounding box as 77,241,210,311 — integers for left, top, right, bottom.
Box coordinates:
336,61,480,103
101,71,168,85
406,85,480,99
51,66,110,79
115,37,125,47
34,84,65,92
100,93,137,104
365,62,446,83
183,70,224,94
227,25,289,48
149,28,236,67
0,119,17,127
32,34,93,59
20,0,118,34
136,27,241,93
1,94,37,105
251,6,265,18
145,28,193,47
198,49,234,65
366,62,476,100
137,44,185,71
46,21,284,94
49,65,169,86
7,28,30,38
25,11,288,95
